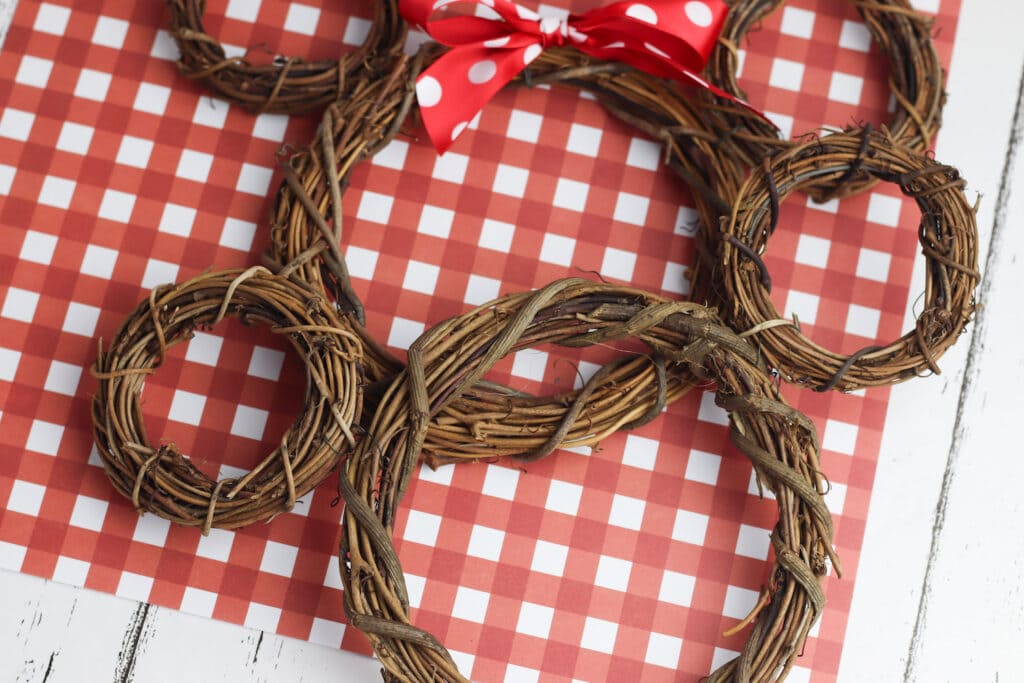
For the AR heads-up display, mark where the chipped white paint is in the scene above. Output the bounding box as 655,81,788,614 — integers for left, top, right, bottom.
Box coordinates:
0,573,138,682
129,603,380,682
839,1,1024,680
3,0,1024,681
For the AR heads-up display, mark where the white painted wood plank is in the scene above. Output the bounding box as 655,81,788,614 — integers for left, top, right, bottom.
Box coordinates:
0,569,141,682
0,0,18,47
839,0,1024,679
128,604,380,683
0,568,383,682
905,68,1024,682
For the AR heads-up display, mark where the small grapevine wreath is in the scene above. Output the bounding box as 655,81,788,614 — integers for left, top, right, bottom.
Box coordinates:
715,128,979,391
264,46,749,463
92,268,364,531
701,0,946,200
339,278,840,682
168,0,407,113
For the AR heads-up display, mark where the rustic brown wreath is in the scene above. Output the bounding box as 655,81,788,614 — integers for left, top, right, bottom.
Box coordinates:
96,4,866,680
338,277,840,682
168,0,407,113
712,128,978,391
701,0,946,201
262,46,748,462
91,267,364,531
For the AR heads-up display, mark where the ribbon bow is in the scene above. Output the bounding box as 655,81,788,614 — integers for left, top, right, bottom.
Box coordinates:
402,0,744,153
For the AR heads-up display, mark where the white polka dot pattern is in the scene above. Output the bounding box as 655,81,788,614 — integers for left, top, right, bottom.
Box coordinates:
625,4,659,25
416,76,443,108
523,43,543,64
403,0,737,152
685,1,714,27
468,59,498,84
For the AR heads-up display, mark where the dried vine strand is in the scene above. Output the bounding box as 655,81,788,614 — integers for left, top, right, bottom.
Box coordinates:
709,128,978,390
701,0,946,200
263,45,751,463
168,0,407,113
92,268,364,530
340,278,839,682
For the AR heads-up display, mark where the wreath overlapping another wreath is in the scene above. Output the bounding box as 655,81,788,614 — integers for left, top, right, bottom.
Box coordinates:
264,44,748,464
338,277,840,682
88,0,978,680
713,129,978,391
243,9,841,681
701,0,946,201
687,0,976,392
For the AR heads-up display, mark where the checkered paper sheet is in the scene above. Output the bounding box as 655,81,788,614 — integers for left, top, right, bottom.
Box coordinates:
0,0,961,681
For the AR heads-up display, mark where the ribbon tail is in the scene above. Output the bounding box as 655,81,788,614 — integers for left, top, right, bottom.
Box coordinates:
417,44,535,154
682,70,778,132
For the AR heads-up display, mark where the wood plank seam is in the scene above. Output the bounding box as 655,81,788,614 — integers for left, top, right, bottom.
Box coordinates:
903,57,1024,683
114,603,151,683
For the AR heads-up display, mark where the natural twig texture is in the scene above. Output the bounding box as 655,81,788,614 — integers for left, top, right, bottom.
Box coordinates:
339,278,840,683
251,43,842,680
263,46,749,460
92,268,364,531
709,128,978,391
168,0,407,113
702,0,946,201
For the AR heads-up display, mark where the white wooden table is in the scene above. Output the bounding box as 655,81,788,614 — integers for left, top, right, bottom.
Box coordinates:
2,1,1022,680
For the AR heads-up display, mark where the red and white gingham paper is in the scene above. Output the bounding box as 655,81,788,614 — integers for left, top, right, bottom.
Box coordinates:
0,0,961,680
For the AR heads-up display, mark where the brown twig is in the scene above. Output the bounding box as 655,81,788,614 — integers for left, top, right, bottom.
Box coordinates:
167,0,407,113
339,278,839,682
91,268,364,530
700,0,946,201
712,129,978,390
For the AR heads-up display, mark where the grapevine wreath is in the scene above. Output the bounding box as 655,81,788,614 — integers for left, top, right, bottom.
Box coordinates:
265,46,752,464
93,1,411,530
242,25,839,674
88,0,981,680
686,0,977,392
700,0,946,201
168,0,407,113
713,129,979,391
338,277,841,682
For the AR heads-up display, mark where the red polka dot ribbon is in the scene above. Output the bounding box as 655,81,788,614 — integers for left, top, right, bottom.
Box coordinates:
402,0,747,153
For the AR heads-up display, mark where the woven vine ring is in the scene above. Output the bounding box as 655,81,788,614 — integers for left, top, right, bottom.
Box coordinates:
92,267,364,532
267,46,748,320
339,277,840,682
717,128,978,391
262,47,752,461
702,0,945,201
168,0,407,113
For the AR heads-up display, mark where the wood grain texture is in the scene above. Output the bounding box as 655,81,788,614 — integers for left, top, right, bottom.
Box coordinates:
2,0,1024,681
839,1,1024,678
127,604,381,682
905,58,1024,683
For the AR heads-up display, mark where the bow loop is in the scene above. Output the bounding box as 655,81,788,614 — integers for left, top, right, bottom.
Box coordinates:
537,16,568,47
